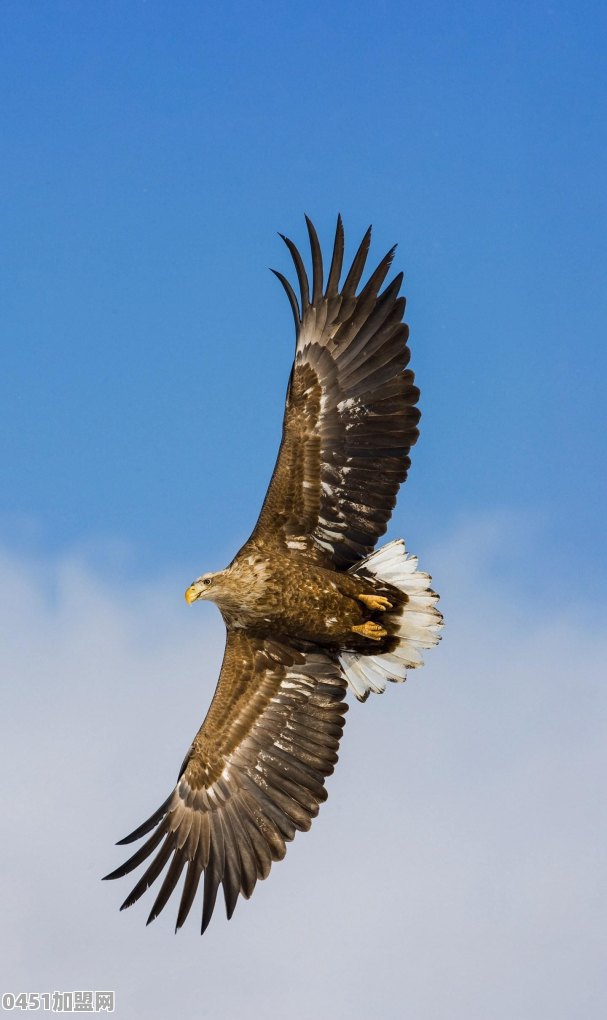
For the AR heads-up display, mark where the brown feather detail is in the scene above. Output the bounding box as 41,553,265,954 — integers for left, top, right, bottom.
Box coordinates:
326,214,345,299
223,798,258,899
305,215,324,305
118,832,177,911
175,857,203,931
237,774,295,845
342,225,372,297
104,632,347,932
146,847,188,925
280,233,310,313
253,217,420,569
103,825,166,880
270,269,300,336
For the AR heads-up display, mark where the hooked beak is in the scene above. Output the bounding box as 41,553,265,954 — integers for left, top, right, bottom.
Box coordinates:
185,581,205,605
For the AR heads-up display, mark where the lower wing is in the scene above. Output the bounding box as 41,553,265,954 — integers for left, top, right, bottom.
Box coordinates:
104,630,347,933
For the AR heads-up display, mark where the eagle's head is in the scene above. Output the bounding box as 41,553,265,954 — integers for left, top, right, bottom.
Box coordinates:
185,557,265,617
184,571,226,605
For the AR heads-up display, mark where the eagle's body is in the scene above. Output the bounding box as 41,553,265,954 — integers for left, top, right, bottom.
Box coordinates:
200,547,402,648
105,217,443,934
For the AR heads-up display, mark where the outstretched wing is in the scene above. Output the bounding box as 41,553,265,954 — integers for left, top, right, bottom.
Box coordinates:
104,632,347,933
251,216,420,570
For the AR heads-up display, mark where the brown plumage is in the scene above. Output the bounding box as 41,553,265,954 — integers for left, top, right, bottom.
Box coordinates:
104,215,443,933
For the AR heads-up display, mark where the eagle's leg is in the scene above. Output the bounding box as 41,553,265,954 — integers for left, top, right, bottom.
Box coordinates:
357,593,393,612
351,621,388,641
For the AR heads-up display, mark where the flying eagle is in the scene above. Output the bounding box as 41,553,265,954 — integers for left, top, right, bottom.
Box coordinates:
104,216,443,933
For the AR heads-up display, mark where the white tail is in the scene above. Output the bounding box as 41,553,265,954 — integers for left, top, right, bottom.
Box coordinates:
339,539,443,702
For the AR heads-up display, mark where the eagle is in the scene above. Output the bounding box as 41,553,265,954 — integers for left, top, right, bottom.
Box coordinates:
104,216,443,933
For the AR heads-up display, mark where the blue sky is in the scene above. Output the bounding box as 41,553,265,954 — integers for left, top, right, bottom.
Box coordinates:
2,0,605,592
1,3,606,1018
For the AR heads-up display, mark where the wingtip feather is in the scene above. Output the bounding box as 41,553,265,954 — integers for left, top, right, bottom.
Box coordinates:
270,267,301,334
304,215,323,304
279,232,310,312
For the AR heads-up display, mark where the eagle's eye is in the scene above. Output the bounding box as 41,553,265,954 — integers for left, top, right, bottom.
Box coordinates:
203,577,212,586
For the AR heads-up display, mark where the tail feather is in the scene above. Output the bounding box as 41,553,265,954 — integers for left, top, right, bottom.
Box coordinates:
339,539,443,702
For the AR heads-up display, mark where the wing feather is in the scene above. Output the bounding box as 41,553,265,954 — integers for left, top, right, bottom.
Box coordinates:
146,848,188,925
251,217,420,568
176,857,203,931
342,225,372,296
280,233,310,312
270,269,300,332
104,631,347,932
103,825,166,880
326,214,345,299
305,215,324,305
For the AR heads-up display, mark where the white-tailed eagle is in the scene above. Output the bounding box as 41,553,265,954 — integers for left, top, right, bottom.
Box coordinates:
104,216,443,933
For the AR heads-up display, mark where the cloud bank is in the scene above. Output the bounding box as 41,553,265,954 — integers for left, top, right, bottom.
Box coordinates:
1,521,605,1019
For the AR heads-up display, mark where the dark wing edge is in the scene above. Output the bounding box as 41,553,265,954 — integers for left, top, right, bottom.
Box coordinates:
103,632,347,934
253,215,421,569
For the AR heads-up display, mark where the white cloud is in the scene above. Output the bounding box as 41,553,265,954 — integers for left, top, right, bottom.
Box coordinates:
1,522,605,1019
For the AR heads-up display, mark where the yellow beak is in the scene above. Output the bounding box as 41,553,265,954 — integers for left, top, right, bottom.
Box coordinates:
185,582,203,604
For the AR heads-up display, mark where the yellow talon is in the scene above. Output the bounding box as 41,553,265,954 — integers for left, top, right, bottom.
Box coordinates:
358,593,393,612
351,621,388,641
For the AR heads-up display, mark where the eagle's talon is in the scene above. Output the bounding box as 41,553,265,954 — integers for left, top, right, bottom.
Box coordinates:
358,593,393,612
351,621,388,641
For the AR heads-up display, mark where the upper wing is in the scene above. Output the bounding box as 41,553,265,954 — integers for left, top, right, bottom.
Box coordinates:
104,631,347,933
250,216,420,569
